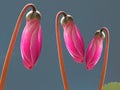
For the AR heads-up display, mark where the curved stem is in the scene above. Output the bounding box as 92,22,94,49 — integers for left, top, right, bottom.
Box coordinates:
0,3,36,90
98,27,110,90
55,11,70,90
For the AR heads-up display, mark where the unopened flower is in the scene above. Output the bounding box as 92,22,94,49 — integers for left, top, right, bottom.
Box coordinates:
61,15,85,63
85,30,105,70
20,10,42,70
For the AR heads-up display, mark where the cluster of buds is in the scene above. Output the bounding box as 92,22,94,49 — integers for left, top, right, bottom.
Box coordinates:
61,13,105,70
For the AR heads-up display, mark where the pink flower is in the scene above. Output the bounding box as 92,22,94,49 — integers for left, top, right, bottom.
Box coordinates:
20,11,42,70
85,30,105,70
61,15,85,63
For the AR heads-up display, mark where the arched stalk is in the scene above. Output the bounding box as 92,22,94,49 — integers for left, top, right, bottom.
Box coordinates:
55,11,70,90
0,3,37,90
98,27,110,90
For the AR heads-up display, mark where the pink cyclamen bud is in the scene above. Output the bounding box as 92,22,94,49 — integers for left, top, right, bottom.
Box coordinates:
85,30,105,70
20,10,42,70
61,15,85,63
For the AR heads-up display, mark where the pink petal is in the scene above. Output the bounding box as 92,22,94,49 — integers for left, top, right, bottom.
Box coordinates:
30,24,42,65
63,21,85,63
20,18,42,70
86,35,103,70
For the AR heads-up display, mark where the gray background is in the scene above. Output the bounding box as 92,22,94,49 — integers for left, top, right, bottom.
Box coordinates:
0,0,119,90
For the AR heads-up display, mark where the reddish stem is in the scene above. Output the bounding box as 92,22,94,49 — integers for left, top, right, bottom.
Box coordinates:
98,27,110,90
0,3,36,90
55,11,70,90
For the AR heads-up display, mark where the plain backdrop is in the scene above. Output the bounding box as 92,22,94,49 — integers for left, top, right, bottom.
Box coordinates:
0,0,120,90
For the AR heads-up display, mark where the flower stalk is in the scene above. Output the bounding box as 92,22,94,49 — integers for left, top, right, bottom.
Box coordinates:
0,3,37,90
98,27,110,90
55,11,70,90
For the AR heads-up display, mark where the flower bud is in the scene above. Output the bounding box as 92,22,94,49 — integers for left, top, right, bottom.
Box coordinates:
20,10,42,70
85,30,105,70
61,15,85,63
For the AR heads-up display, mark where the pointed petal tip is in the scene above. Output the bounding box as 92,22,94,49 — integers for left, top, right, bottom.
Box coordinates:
23,60,34,70
86,64,94,71
24,65,34,70
73,56,84,63
74,59,84,64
